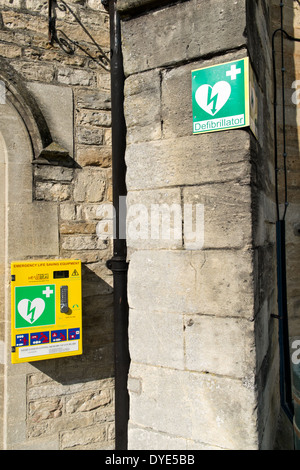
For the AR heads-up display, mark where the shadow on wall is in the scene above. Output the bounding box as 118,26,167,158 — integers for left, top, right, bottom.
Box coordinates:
272,0,300,450
29,265,114,385
276,0,300,338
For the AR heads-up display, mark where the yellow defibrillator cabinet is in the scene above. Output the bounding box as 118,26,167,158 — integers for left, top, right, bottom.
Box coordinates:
11,259,82,364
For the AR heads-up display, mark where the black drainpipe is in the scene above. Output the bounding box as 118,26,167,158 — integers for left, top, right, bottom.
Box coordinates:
271,1,300,425
103,0,130,450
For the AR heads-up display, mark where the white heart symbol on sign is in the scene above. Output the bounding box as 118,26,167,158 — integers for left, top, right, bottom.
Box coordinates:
17,298,45,324
195,81,231,116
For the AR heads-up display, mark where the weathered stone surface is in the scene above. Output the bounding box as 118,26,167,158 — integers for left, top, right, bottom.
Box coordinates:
28,398,63,421
126,188,183,251
128,250,254,319
1,10,48,34
182,182,252,249
60,203,76,221
65,390,111,413
128,424,223,450
35,182,72,201
77,109,111,128
76,89,111,110
125,132,251,190
26,83,74,156
129,309,184,369
34,166,74,182
61,234,108,251
57,67,97,87
128,424,188,450
7,202,59,258
60,424,107,449
124,69,161,143
128,363,258,450
11,61,55,82
60,221,96,234
76,145,112,167
74,168,107,203
77,126,104,145
0,42,22,58
184,315,256,378
121,0,247,75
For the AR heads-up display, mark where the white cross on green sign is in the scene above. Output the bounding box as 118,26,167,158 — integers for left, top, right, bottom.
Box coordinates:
192,58,250,134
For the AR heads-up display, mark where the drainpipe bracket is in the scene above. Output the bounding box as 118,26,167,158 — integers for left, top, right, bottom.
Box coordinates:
106,257,128,273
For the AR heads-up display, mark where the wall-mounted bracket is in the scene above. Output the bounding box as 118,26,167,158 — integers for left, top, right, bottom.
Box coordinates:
48,0,110,71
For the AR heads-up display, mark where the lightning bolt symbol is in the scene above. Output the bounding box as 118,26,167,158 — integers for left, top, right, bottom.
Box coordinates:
207,87,218,115
29,304,36,323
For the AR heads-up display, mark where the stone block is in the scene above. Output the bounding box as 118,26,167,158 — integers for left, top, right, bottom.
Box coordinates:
57,67,96,87
35,182,71,201
76,127,104,145
182,182,252,250
26,83,74,156
76,89,111,110
128,423,223,450
125,132,251,191
129,309,184,369
28,397,63,421
12,61,55,82
60,203,76,221
76,145,112,168
184,315,255,378
7,162,32,204
74,168,107,203
121,0,247,75
128,250,254,319
60,424,107,449
61,234,108,251
0,43,22,58
128,362,259,449
65,389,111,413
128,423,188,450
1,10,48,34
126,188,183,251
34,166,74,182
124,69,161,143
60,221,96,235
77,109,111,128
7,202,59,259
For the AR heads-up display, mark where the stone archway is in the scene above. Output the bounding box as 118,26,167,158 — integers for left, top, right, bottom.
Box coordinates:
0,73,59,449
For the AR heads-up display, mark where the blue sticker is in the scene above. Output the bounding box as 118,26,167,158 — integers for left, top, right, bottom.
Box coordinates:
16,334,29,347
51,329,67,342
68,328,80,340
30,331,49,345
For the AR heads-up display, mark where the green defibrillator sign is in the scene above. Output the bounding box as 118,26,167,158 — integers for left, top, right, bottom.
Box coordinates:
192,57,257,135
15,284,56,329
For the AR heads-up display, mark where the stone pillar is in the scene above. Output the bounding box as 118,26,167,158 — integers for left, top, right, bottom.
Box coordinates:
118,0,281,449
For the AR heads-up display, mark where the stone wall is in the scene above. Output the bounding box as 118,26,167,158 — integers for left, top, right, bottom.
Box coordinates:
0,0,114,450
119,0,295,450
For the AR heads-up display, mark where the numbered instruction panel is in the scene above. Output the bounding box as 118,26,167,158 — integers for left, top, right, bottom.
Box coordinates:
11,259,82,364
